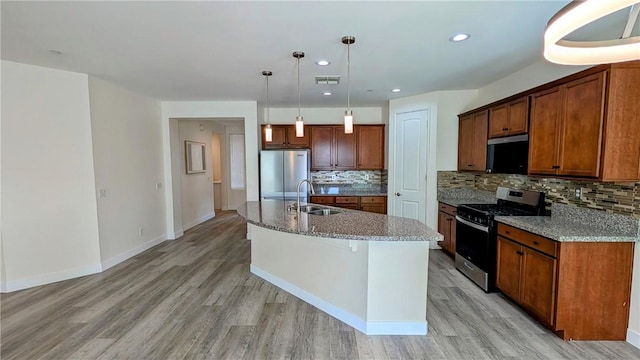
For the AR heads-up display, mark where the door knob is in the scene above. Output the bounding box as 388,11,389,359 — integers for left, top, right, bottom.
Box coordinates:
395,192,401,196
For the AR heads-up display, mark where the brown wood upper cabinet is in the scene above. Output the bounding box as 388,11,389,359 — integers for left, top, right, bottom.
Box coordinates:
310,126,356,170
261,125,310,149
356,125,384,170
529,64,640,181
458,110,488,172
488,97,529,138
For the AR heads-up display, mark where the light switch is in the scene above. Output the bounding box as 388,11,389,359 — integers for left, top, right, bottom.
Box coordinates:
155,182,162,190
98,188,107,198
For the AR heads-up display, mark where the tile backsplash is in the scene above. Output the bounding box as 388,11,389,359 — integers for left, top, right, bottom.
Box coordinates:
311,170,387,185
438,171,640,218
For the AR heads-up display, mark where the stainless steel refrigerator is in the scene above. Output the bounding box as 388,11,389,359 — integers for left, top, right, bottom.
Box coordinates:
260,150,311,201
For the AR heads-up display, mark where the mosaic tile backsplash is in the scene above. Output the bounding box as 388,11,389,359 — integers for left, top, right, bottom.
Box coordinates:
438,171,640,219
311,170,387,185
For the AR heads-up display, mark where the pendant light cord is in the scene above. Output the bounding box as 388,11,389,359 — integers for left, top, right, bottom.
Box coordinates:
347,42,351,111
266,74,270,124
297,57,301,117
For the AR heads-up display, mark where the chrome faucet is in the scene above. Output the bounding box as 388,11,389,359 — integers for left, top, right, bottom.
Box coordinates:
296,179,315,212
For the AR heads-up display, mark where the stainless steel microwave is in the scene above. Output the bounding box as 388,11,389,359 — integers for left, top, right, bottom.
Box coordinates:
486,134,529,175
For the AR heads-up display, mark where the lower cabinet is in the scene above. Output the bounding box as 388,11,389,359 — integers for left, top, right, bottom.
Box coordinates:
496,223,634,340
437,203,457,256
310,196,387,214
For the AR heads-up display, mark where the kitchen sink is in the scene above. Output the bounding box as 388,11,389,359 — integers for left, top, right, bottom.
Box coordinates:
306,208,341,216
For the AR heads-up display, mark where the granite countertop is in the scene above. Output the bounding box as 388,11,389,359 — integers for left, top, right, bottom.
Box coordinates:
237,200,442,242
437,188,497,207
312,184,387,197
495,204,640,242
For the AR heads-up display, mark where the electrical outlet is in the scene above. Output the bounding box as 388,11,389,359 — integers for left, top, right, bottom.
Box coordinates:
331,174,337,181
364,174,370,181
138,227,144,237
155,182,162,190
98,188,107,198
575,188,582,199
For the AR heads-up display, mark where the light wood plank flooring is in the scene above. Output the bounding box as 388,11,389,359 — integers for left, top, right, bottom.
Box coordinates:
2,211,639,359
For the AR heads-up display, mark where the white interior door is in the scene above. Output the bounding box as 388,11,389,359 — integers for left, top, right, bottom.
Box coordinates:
392,110,428,223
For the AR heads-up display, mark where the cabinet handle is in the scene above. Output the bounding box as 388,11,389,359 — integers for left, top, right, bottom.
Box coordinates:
467,164,473,167
502,127,508,131
533,241,540,245
516,251,524,256
552,165,560,169
505,230,510,234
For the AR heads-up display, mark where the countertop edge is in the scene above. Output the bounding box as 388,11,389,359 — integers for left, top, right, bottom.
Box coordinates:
495,217,638,243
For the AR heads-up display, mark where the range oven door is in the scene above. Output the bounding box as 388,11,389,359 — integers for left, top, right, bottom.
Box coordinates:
455,216,493,291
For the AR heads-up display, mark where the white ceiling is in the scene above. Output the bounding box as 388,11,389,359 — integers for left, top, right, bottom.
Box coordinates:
2,1,633,107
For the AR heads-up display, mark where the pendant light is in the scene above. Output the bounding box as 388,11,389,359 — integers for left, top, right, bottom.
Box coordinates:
342,36,355,134
544,0,640,65
262,71,273,142
293,51,305,137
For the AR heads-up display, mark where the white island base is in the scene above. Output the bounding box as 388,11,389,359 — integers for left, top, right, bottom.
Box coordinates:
249,224,430,335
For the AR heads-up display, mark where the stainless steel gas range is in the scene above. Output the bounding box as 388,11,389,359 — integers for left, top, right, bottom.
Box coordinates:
455,187,546,292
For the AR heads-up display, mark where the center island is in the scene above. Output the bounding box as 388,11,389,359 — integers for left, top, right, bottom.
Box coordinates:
237,200,443,335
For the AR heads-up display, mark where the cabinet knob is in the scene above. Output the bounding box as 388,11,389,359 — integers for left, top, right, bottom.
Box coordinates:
505,230,510,234
533,241,539,245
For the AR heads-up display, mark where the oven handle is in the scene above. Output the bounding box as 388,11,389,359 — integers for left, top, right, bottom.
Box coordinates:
456,216,489,233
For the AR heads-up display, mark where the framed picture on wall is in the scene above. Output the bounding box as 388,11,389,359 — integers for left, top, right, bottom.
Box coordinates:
185,141,206,174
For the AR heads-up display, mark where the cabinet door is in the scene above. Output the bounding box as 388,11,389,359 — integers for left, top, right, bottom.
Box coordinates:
334,129,357,170
449,213,457,255
310,126,334,170
471,110,488,171
357,125,384,170
520,247,557,325
496,236,522,301
438,211,452,253
507,97,529,135
262,125,287,149
489,105,509,138
287,125,310,148
458,115,474,170
558,73,605,178
529,87,563,175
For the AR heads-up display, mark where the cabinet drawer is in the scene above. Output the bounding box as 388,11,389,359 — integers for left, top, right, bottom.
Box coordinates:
335,196,359,204
438,203,457,216
361,196,385,204
310,196,335,204
361,204,386,214
498,224,557,258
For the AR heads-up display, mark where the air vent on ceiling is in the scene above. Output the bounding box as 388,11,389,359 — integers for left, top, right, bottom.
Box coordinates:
315,75,341,85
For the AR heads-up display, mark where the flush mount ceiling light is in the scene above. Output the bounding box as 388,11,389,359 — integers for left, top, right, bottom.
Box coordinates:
316,60,330,66
293,51,305,138
262,70,273,142
391,88,401,93
544,0,640,65
323,92,332,96
342,35,355,134
449,33,470,42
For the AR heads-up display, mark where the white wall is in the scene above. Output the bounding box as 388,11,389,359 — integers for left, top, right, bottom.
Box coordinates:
224,123,247,210
266,107,383,124
465,60,588,111
629,245,640,348
1,61,101,291
178,121,215,230
161,102,258,239
88,77,166,269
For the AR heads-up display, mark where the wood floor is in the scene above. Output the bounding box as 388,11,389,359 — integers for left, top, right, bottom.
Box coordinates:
2,211,639,359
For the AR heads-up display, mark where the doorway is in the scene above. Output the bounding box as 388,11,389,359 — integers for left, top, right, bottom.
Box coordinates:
388,109,432,226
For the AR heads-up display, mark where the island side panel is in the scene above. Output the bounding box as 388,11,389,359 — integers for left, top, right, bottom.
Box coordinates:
367,241,429,325
249,224,369,321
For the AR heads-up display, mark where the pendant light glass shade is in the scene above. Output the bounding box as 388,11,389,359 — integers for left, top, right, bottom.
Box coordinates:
265,124,273,142
293,51,305,137
342,36,355,134
262,70,273,142
344,110,353,134
544,0,640,65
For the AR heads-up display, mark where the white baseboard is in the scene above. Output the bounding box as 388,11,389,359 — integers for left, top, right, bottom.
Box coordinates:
167,230,184,240
1,263,102,293
182,212,215,231
628,328,640,349
250,264,427,336
101,234,167,271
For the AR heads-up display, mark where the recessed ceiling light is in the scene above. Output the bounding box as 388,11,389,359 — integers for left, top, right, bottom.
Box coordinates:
449,33,470,42
316,60,330,66
323,92,332,96
391,88,401,93
49,49,63,55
